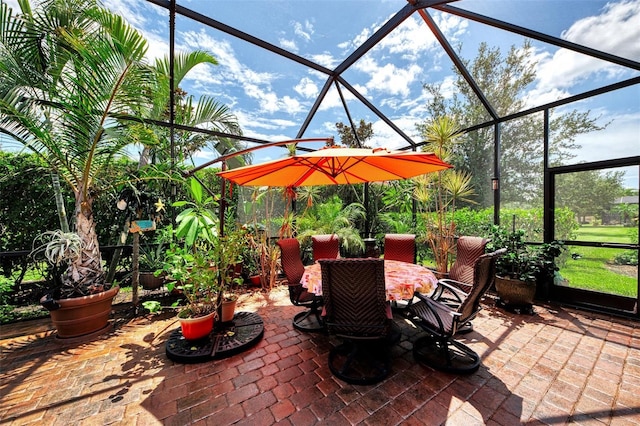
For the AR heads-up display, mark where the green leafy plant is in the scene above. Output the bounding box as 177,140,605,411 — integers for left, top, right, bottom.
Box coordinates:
160,179,247,317
139,242,166,272
485,225,565,283
173,178,219,249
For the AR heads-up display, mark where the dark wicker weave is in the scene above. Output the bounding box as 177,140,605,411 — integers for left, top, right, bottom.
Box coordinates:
276,238,324,332
432,236,489,309
312,234,340,262
448,236,489,286
383,234,416,264
407,249,505,374
320,258,397,385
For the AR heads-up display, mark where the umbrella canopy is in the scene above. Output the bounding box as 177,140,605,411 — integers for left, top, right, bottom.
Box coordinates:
217,146,452,187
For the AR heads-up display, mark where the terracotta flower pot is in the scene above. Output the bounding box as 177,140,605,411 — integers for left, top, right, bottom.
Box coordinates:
221,298,237,322
139,272,164,290
41,286,120,339
178,311,215,340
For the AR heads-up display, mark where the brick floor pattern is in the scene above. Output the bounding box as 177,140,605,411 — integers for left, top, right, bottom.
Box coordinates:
1,286,639,425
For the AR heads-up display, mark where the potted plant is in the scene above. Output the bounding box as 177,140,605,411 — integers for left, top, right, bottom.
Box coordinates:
242,224,264,286
32,230,120,339
139,241,166,290
216,228,248,323
2,2,157,340
160,246,218,340
414,116,475,274
161,179,248,338
486,225,565,307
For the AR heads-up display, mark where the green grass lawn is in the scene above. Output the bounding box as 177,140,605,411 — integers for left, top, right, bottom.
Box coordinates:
560,226,637,297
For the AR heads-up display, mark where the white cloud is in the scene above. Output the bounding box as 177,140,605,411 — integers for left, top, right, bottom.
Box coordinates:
369,119,415,150
180,30,310,118
535,0,640,95
317,84,360,111
562,0,640,62
309,52,340,69
378,15,442,61
293,20,314,42
279,38,298,52
294,77,319,98
355,57,422,97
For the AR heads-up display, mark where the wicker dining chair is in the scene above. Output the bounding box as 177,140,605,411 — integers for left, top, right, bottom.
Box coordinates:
276,238,324,332
319,258,399,385
407,249,505,374
383,234,416,264
312,234,340,262
431,236,489,309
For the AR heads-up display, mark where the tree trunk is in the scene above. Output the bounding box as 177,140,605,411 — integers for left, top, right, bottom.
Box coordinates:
51,173,69,233
65,192,105,297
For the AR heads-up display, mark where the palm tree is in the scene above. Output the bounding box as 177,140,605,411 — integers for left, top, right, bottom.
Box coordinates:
137,51,244,168
416,116,476,273
0,0,154,297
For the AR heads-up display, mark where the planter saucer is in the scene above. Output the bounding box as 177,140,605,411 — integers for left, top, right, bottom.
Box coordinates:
166,311,264,363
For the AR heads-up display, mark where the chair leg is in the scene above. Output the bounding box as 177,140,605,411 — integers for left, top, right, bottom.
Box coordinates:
292,306,325,332
328,340,391,385
413,334,480,374
456,321,474,334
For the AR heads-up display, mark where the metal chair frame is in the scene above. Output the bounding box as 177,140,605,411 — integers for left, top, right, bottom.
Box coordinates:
407,249,505,374
276,238,324,332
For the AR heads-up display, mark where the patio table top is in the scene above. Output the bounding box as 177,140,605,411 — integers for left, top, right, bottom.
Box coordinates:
301,259,438,300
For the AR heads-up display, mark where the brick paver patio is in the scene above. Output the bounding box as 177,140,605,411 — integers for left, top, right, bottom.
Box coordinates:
1,285,639,425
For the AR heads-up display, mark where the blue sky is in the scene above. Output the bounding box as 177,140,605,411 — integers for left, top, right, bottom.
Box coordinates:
4,0,640,186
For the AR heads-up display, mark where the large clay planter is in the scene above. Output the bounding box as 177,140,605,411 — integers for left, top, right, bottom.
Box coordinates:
178,311,215,340
139,272,164,290
42,286,120,339
495,275,536,305
221,298,237,322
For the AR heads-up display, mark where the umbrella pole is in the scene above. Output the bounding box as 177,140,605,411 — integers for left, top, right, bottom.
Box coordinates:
364,182,370,237
220,162,227,237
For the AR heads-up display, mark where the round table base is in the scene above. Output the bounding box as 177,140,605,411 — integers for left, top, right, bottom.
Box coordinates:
166,311,264,363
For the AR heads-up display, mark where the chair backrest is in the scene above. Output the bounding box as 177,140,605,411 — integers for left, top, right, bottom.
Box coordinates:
448,236,489,284
320,258,389,337
384,234,416,263
276,238,305,286
312,234,340,262
456,249,506,323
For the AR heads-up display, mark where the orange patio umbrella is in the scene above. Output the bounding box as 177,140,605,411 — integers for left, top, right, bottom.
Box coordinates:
217,146,452,187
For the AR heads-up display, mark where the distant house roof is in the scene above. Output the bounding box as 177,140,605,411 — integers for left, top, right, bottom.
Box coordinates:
613,196,639,204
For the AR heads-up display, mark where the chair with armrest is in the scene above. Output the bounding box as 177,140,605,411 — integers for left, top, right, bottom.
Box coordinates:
312,234,340,262
406,248,505,374
383,234,416,263
320,258,399,385
276,238,324,332
431,236,489,308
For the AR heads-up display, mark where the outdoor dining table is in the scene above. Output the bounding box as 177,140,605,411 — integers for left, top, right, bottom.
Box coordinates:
301,259,438,301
